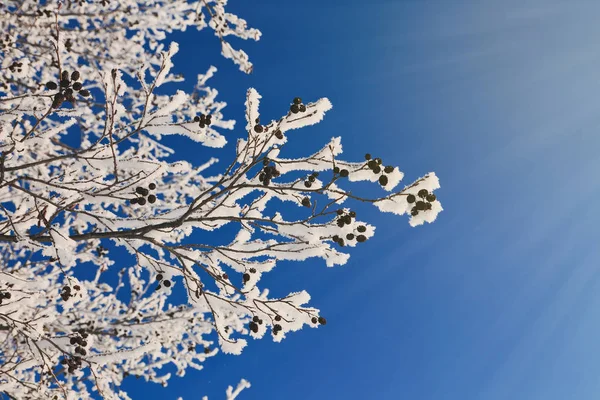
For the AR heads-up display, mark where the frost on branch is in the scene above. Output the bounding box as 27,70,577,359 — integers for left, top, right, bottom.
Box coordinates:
0,1,441,399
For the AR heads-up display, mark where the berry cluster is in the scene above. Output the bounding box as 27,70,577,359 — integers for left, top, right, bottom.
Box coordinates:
155,273,172,290
69,329,89,357
249,316,263,333
193,113,212,128
64,38,73,52
46,70,90,108
272,323,283,335
0,34,13,49
303,172,319,188
332,166,350,178
311,316,327,325
301,197,311,208
0,290,11,304
258,160,280,186
253,117,265,133
60,355,83,374
130,183,156,206
289,97,306,114
331,210,368,246
7,61,23,74
60,284,81,302
364,153,394,186
35,9,54,18
218,273,229,281
95,245,107,257
406,189,437,216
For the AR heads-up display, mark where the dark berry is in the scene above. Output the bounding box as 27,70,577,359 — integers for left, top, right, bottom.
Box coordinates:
61,71,69,81
418,189,429,198
304,181,312,188
249,268,257,273
349,211,356,218
243,273,250,283
290,104,299,113
163,280,171,287
258,173,265,182
318,317,327,325
71,71,80,81
293,97,302,104
336,209,344,215
299,104,306,112
407,194,416,203
60,79,70,88
379,175,388,186
275,315,282,321
194,116,200,122
357,225,366,233
79,89,90,97
311,317,318,324
136,186,148,195
222,274,228,280
338,239,345,247
148,183,156,190
339,169,349,177
372,166,381,174
137,198,146,205
416,201,426,210
72,82,82,91
308,175,316,182
156,274,163,281
253,316,259,322
332,235,340,242
129,198,138,205
356,235,366,243
249,322,258,333
147,194,156,204
254,125,263,133
368,160,377,169
346,233,355,240
3,292,10,299
301,197,311,207
365,153,371,160
410,207,419,216
46,81,57,90
333,166,340,174
375,158,382,165
70,337,77,345
274,130,284,139
426,194,436,202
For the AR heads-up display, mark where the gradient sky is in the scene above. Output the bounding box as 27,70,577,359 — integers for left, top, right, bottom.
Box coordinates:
124,1,600,399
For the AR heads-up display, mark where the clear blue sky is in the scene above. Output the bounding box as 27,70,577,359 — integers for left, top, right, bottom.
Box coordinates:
124,1,600,399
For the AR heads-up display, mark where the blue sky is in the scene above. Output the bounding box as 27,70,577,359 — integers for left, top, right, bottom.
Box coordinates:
125,1,600,399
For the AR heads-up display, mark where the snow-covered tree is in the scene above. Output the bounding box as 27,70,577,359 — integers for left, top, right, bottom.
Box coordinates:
0,1,442,399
